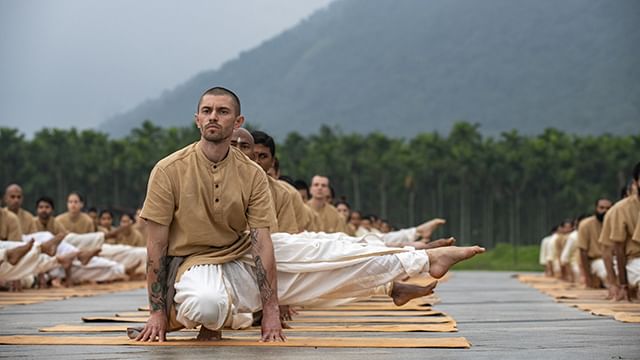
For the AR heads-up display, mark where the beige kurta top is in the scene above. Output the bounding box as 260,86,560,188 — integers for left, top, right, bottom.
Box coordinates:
0,208,22,241
140,142,276,275
267,176,298,234
307,201,348,234
576,215,603,259
34,216,67,235
278,180,312,233
116,228,145,247
599,196,640,259
6,208,37,235
56,212,95,234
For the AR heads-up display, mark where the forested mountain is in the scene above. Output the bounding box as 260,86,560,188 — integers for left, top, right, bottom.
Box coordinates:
101,0,639,138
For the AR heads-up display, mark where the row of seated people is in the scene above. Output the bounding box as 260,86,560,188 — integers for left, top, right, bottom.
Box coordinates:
539,163,640,302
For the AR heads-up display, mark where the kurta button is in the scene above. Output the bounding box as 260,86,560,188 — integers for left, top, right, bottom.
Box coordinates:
215,198,219,202
213,165,217,169
215,184,219,188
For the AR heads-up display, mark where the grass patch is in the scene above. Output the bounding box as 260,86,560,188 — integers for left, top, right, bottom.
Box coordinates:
453,243,544,271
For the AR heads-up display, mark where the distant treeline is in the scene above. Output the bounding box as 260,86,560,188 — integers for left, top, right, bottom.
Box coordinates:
1,121,638,248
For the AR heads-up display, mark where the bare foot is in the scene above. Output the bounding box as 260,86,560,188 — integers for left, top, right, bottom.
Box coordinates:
426,246,485,279
9,280,22,292
6,239,34,265
125,260,142,277
40,234,65,256
196,326,222,341
78,249,101,265
416,218,446,240
391,281,438,306
418,237,456,250
37,273,49,288
56,250,79,269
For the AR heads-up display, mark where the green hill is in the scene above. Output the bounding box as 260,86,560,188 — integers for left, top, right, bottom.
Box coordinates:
101,0,640,138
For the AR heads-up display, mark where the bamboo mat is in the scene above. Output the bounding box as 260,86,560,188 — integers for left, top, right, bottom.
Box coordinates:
0,281,146,307
0,335,471,348
83,315,451,324
516,274,640,324
40,323,457,333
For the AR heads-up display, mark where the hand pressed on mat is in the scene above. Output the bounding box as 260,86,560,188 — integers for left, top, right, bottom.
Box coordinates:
135,311,167,342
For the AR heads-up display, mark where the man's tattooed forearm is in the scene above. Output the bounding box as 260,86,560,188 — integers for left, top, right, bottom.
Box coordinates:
254,255,274,303
149,256,170,312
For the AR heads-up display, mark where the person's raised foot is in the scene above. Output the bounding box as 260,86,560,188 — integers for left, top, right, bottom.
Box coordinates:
40,234,64,256
420,237,455,250
78,248,101,265
391,281,438,306
426,246,485,279
196,326,222,341
416,218,446,240
56,250,78,270
6,239,34,265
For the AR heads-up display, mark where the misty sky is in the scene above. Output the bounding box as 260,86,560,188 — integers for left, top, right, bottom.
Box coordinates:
0,0,334,136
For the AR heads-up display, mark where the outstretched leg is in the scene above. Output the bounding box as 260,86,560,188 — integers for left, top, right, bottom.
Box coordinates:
6,239,34,265
426,246,485,279
391,281,438,306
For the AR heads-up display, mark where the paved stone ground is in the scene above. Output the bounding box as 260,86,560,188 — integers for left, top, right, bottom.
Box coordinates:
1,271,639,359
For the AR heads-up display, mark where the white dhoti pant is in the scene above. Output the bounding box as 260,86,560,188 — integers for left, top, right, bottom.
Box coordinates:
100,244,146,274
174,234,429,330
63,232,104,251
48,256,127,283
626,257,640,288
23,232,77,274
0,241,48,281
590,258,607,283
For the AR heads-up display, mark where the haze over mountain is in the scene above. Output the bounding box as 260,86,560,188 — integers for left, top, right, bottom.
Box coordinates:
102,0,640,139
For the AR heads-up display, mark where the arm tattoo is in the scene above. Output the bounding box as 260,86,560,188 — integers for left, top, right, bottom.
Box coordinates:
251,229,273,303
149,255,170,312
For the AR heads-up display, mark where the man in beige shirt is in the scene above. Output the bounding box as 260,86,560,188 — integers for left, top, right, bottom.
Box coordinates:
134,87,485,343
307,175,349,233
577,198,612,288
251,130,299,234
3,184,37,235
600,163,640,301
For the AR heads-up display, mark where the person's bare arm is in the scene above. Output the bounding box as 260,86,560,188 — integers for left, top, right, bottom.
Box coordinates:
613,242,630,301
250,228,285,342
579,249,593,288
135,220,170,342
601,244,619,299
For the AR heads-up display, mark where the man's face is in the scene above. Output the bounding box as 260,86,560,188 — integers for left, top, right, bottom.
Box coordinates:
67,195,82,213
254,144,274,173
595,199,612,221
99,213,113,228
310,176,329,201
361,219,372,230
4,187,23,211
230,134,255,160
194,94,243,143
37,202,53,220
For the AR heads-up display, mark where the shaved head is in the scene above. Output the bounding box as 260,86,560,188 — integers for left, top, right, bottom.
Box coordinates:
4,184,24,212
231,128,255,160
